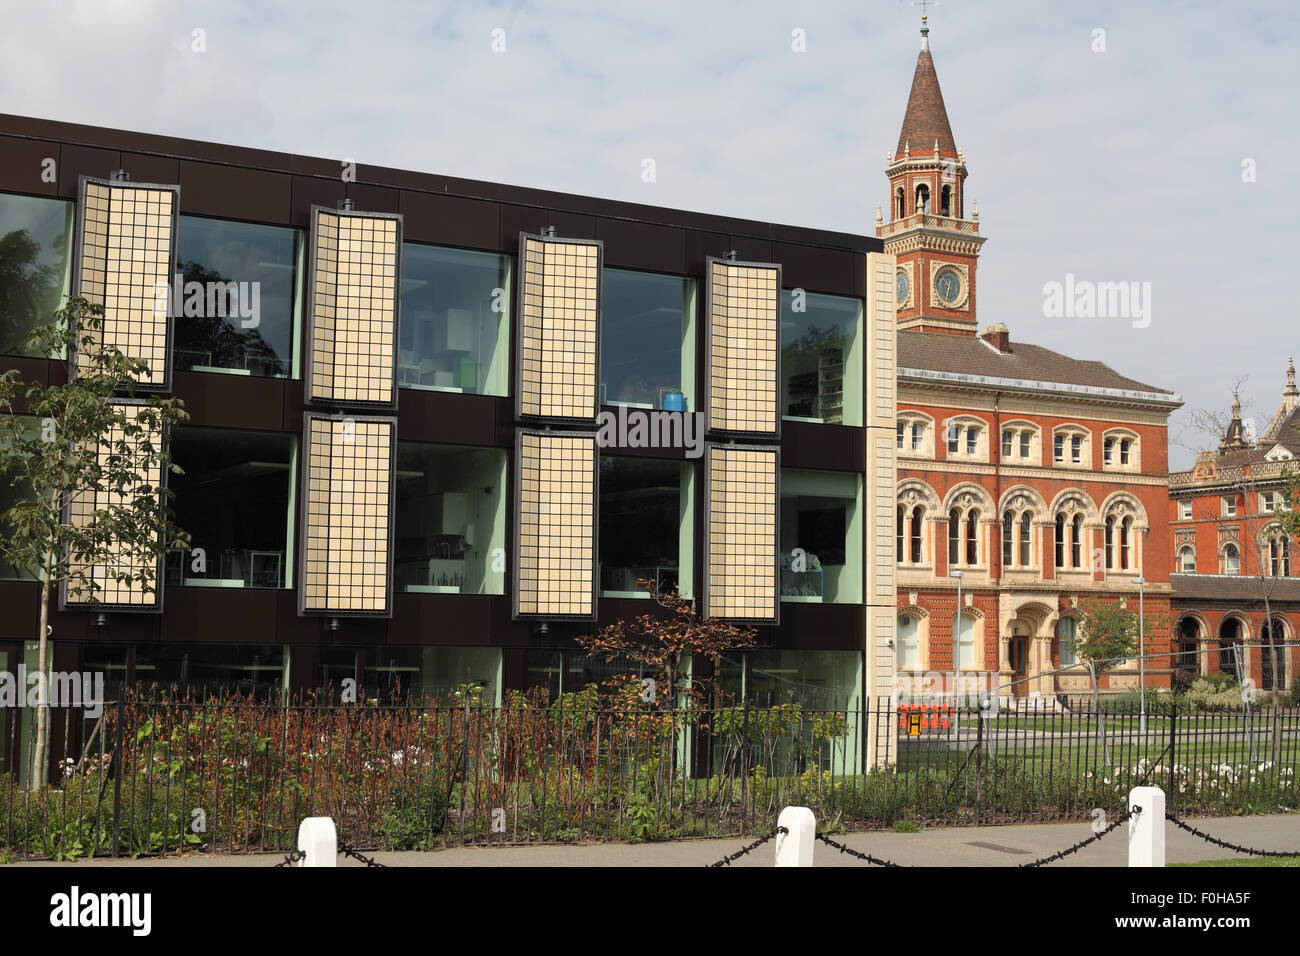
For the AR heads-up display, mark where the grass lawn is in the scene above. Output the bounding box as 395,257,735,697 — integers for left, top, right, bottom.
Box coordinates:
1171,856,1300,867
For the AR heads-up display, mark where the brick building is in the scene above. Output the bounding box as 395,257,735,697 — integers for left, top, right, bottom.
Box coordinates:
884,18,1183,701
1168,364,1300,694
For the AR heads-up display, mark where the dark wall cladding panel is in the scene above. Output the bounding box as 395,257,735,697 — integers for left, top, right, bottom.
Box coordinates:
119,152,180,188
163,587,279,643
397,391,505,446
388,593,509,645
275,590,388,643
596,217,686,274
499,204,596,248
401,190,501,251
178,160,291,224
0,134,59,195
171,372,289,432
291,176,346,227
282,379,305,433
781,420,867,471
685,230,731,277
287,154,343,179
345,182,401,215
771,241,859,298
57,144,122,198
0,582,38,633
772,603,865,650
726,234,773,265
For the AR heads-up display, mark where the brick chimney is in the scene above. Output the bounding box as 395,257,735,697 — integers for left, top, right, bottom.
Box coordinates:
980,322,1010,353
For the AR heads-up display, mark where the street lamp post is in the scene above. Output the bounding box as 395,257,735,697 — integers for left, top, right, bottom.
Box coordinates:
1132,576,1146,733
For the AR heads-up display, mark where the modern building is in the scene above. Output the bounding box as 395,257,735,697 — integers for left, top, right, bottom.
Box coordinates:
1168,365,1300,693
0,109,900,772
884,18,1184,701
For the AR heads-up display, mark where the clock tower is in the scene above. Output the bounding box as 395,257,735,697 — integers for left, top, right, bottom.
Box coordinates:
878,15,986,335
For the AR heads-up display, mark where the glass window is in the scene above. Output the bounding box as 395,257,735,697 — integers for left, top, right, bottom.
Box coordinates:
780,468,862,603
1179,546,1196,573
0,193,73,357
394,443,508,594
134,644,287,697
523,649,564,700
0,417,39,580
897,615,920,668
781,290,863,425
1120,439,1132,465
173,216,299,378
1223,496,1236,516
896,421,905,449
1180,501,1193,519
1053,434,1064,462
314,646,360,693
723,649,863,709
1103,438,1114,464
1058,617,1077,667
1223,544,1240,575
966,427,978,455
1002,430,1013,457
911,423,923,450
958,614,977,668
602,268,695,411
166,427,295,588
1019,512,1031,566
1070,435,1082,463
399,243,511,395
948,428,960,455
599,456,693,598
419,646,502,704
1019,432,1031,458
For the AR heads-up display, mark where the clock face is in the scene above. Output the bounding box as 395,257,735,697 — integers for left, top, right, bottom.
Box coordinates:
935,268,962,305
896,270,910,305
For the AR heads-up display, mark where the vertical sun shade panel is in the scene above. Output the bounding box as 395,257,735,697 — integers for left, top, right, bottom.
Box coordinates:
60,401,166,612
74,177,178,390
300,412,396,617
306,206,402,408
703,443,779,623
515,233,601,422
514,430,597,620
706,258,781,436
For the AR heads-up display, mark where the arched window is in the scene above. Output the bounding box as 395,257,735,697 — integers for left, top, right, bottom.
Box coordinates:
1267,535,1291,576
896,505,905,562
1120,516,1133,570
1019,512,1031,566
1222,543,1240,575
909,506,923,563
965,510,979,565
1178,546,1196,573
915,183,930,214
1071,514,1083,567
948,508,960,565
940,184,952,217
895,187,905,219
1104,516,1115,569
957,613,978,668
1261,618,1287,691
1054,514,1065,568
1002,512,1014,567
897,614,921,668
1218,617,1243,674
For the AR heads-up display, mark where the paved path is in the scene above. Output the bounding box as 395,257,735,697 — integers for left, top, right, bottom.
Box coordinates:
8,814,1297,867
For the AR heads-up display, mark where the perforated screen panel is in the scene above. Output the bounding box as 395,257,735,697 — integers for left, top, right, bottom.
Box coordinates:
300,413,396,616
514,430,597,619
75,178,178,390
307,207,401,407
516,234,600,421
703,443,778,622
706,258,780,436
61,401,165,611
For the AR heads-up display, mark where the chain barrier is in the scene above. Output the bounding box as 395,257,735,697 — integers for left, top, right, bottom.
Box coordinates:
338,839,387,867
815,832,902,867
706,827,788,867
274,849,307,867
1019,806,1138,868
1165,814,1300,859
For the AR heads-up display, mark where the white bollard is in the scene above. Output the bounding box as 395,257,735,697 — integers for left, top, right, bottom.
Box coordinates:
1128,786,1165,867
298,816,338,867
775,806,817,867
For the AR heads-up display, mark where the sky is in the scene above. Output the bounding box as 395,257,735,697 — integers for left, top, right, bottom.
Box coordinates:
2,0,1295,468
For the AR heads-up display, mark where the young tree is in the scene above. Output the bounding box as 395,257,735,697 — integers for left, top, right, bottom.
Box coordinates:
1069,596,1171,689
0,297,189,787
575,579,761,705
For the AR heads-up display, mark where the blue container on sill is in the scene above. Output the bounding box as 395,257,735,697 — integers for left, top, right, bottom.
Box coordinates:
662,391,687,412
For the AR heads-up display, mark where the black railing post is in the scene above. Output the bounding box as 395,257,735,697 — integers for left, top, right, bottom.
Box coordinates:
111,682,125,858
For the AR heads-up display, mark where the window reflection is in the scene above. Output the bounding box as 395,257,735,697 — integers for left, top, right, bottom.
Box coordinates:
781,291,862,425
0,193,72,357
601,269,695,410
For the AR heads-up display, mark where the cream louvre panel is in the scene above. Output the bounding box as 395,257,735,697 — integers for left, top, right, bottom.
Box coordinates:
306,206,402,408
705,258,781,437
515,233,602,422
60,401,165,611
703,443,778,623
74,177,178,391
513,430,597,620
300,412,396,617
865,252,898,429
